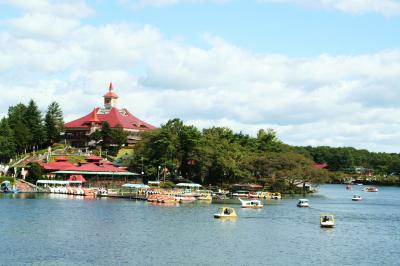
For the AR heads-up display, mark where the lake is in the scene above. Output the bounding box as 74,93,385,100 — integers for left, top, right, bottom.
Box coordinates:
1,185,400,265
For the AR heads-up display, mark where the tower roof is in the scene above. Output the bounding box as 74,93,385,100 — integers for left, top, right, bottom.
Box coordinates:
103,82,119,98
64,107,156,131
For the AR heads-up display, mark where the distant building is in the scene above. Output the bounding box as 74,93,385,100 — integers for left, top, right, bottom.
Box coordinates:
64,83,156,147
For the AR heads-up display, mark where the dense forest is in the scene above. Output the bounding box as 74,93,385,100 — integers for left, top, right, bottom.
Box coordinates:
130,119,400,186
130,118,326,186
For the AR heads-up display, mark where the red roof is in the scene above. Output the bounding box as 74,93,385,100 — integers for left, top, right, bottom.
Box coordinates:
67,175,87,183
103,82,118,98
88,108,100,122
85,155,103,162
54,156,68,162
40,161,75,171
64,107,156,131
63,163,128,173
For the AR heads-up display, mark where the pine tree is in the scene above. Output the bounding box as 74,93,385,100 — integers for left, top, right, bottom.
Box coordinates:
45,102,64,144
25,99,46,149
0,118,16,162
101,122,112,148
7,103,31,153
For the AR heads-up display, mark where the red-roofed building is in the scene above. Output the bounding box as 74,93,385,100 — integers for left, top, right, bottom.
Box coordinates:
64,83,156,147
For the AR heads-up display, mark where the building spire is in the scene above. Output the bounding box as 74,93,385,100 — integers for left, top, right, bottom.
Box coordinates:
103,82,118,109
89,108,99,122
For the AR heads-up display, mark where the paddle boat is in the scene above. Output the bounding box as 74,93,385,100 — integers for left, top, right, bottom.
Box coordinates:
214,207,237,219
320,214,335,228
175,193,196,203
297,199,309,207
196,190,213,202
1,181,19,193
363,187,378,192
97,188,109,197
270,192,282,199
352,194,363,201
346,185,352,190
239,198,263,208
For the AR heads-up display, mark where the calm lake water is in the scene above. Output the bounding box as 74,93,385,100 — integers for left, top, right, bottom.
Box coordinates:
1,184,400,265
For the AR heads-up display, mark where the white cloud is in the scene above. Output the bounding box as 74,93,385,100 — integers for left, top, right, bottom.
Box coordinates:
262,0,400,16
1,2,400,152
118,0,229,9
1,0,93,18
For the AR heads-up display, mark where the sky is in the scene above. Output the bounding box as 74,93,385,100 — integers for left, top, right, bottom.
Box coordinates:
0,0,400,152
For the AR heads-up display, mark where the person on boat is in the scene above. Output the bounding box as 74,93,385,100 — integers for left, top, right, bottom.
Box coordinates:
323,216,328,222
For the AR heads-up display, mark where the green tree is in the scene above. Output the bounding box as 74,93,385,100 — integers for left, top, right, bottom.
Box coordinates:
101,122,113,148
45,102,64,144
26,163,43,183
8,103,31,152
25,99,46,149
0,118,16,162
111,125,128,149
13,120,31,153
90,129,102,143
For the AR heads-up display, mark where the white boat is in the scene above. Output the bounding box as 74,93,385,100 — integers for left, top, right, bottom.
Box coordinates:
175,193,196,203
352,195,362,201
320,214,335,228
214,207,237,218
363,187,378,192
297,199,309,207
97,188,108,196
239,198,263,208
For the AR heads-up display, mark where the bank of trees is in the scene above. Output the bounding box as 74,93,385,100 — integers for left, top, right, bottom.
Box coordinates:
0,100,64,163
130,119,328,187
293,146,400,176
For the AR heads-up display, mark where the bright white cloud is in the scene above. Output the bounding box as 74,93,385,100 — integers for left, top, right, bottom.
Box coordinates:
0,2,400,152
262,0,400,16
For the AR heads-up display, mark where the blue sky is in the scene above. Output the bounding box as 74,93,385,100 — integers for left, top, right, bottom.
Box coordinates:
0,0,400,152
86,0,400,55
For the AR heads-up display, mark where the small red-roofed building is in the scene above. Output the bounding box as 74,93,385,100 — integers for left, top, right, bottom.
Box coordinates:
64,83,156,147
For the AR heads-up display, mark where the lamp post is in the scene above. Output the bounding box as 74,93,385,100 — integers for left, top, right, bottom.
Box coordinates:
157,165,161,182
141,157,144,176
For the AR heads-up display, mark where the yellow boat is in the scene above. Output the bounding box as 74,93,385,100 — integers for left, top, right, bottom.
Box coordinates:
320,214,335,228
214,207,237,218
197,190,213,202
270,192,282,199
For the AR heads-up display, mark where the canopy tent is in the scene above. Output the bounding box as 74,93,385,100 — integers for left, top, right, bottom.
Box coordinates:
176,183,202,188
122,183,150,189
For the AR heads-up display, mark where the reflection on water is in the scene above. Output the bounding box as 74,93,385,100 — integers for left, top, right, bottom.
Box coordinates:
1,185,400,265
